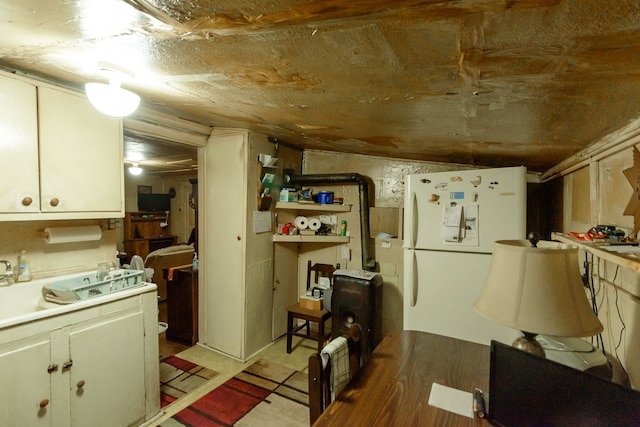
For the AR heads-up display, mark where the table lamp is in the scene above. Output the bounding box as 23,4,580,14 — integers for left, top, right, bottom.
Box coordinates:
474,236,603,357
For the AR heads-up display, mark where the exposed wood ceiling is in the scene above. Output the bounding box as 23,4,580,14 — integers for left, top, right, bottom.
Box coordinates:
2,0,640,174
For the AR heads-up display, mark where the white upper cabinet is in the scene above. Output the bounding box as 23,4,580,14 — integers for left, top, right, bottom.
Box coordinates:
0,72,124,220
38,87,123,215
0,74,40,213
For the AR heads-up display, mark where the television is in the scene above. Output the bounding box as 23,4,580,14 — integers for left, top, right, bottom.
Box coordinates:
138,193,171,212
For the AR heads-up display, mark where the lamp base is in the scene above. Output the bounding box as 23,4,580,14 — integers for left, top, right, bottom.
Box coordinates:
512,332,545,357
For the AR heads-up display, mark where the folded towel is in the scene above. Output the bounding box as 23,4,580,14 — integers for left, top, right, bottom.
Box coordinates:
320,336,350,400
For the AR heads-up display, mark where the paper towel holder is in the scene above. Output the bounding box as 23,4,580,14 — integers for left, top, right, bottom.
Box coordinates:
37,225,104,243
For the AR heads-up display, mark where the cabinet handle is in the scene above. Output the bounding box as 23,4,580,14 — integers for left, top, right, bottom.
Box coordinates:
47,364,59,373
39,399,49,408
21,197,33,206
49,198,60,207
62,360,73,370
77,380,85,389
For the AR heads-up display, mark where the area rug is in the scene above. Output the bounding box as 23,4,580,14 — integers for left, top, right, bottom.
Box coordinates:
160,355,220,408
161,358,309,427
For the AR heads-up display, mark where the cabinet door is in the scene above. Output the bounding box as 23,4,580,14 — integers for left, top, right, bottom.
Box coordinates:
68,312,146,427
38,87,123,214
205,131,246,357
0,74,40,213
0,333,53,426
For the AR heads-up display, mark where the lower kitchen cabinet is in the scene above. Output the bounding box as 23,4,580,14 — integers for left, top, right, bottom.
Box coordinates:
0,332,52,426
0,291,158,427
68,312,146,426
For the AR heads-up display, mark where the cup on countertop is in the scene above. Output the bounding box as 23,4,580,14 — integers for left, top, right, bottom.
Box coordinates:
96,262,115,282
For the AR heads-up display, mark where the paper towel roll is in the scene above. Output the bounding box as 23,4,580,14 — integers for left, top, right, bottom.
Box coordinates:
43,225,102,244
308,217,321,231
294,216,309,230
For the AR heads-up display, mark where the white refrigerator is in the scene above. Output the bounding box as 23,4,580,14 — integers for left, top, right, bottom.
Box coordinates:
403,166,526,345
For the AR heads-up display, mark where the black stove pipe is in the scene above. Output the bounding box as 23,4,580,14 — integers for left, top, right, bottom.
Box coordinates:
283,172,377,271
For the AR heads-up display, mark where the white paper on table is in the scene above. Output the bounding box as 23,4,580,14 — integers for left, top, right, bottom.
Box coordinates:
427,382,474,419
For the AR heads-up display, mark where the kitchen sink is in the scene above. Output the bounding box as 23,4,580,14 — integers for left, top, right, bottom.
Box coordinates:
0,270,155,330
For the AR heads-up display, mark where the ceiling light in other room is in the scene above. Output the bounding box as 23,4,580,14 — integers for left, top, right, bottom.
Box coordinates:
85,63,140,117
128,163,143,175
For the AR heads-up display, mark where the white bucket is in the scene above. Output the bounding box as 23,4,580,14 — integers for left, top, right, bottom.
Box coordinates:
158,322,168,334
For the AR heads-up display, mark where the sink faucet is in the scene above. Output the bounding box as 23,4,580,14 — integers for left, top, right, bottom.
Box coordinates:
0,260,14,286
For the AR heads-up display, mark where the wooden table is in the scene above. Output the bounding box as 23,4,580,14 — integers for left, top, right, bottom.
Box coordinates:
313,331,490,426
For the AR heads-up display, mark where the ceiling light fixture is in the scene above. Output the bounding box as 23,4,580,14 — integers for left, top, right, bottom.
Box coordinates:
128,163,143,175
85,63,140,117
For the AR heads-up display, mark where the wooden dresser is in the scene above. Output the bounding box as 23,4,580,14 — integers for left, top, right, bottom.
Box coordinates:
123,211,178,260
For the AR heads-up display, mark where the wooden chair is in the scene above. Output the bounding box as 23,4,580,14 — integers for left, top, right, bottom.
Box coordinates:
308,323,362,425
286,261,338,354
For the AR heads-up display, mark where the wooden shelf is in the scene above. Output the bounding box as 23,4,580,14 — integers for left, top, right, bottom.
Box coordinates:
275,202,351,212
552,232,640,273
124,211,176,259
273,234,350,243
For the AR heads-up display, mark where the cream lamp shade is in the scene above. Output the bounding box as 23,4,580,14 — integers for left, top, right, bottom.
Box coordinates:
474,239,603,356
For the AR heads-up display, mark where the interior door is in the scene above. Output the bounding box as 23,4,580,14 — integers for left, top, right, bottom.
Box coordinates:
272,243,299,339
203,131,246,357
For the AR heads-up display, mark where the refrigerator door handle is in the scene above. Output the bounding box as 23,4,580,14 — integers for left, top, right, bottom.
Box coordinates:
410,251,418,307
411,191,419,248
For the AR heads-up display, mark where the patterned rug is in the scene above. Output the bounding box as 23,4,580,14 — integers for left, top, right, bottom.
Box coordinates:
161,358,309,427
160,356,220,408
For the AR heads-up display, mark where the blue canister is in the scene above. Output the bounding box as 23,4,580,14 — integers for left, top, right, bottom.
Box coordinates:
317,191,334,204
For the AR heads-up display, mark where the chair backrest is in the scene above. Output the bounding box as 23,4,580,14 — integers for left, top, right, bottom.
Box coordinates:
306,260,339,290
308,323,361,425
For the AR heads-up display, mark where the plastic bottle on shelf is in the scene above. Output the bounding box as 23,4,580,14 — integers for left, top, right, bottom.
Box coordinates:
340,220,347,236
17,250,32,282
192,252,199,271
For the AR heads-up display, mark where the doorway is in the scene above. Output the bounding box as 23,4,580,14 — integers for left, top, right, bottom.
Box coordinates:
123,130,201,357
